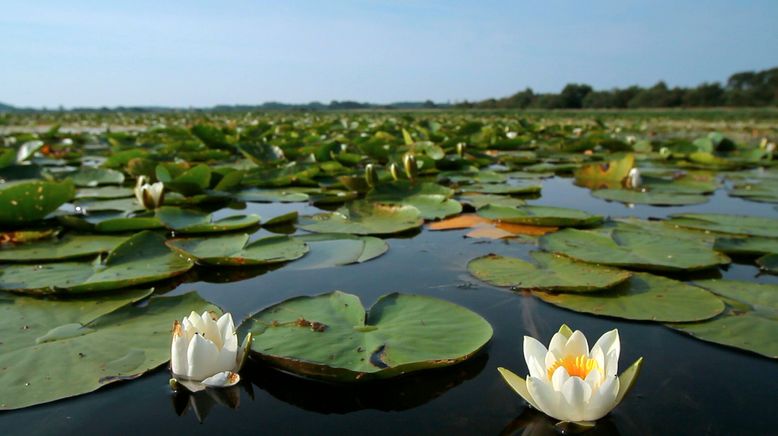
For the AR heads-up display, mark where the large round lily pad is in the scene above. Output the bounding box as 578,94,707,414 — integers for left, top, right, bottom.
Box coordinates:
713,237,778,256
533,272,725,322
756,254,778,273
468,251,631,292
241,291,493,381
300,201,423,235
667,280,778,358
0,290,215,409
539,227,729,271
0,234,128,262
366,182,461,220
0,179,75,225
666,213,778,238
477,204,602,227
0,231,194,294
166,233,308,266
156,206,260,234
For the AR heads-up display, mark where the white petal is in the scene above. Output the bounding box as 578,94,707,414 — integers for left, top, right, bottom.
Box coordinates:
217,313,236,339
585,367,603,390
594,329,621,377
564,330,590,358
551,366,569,391
215,340,239,373
527,376,566,421
583,375,620,421
590,346,606,374
202,371,240,388
187,311,205,333
548,332,568,357
186,333,221,381
201,312,222,349
545,350,559,371
523,336,549,379
171,323,189,378
561,376,593,422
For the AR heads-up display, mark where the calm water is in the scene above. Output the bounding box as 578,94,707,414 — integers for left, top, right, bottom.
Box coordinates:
2,177,777,435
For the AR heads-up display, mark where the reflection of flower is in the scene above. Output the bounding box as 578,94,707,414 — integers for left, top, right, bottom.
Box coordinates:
498,325,642,425
171,311,251,392
134,176,164,209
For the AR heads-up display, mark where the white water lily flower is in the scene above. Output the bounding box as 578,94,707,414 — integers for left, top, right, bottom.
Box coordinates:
171,311,252,392
134,176,165,210
498,325,642,425
626,167,641,189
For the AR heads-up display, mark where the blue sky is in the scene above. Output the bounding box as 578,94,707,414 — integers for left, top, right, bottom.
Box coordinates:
1,0,777,107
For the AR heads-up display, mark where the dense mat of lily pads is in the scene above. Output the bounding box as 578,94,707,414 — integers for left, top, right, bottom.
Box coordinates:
0,113,776,410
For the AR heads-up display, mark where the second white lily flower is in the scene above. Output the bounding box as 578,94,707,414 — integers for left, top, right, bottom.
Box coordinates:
134,176,165,210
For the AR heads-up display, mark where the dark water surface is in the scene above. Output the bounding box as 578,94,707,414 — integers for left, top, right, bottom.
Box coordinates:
2,177,777,435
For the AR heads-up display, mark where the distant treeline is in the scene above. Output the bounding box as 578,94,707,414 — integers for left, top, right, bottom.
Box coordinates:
458,67,778,109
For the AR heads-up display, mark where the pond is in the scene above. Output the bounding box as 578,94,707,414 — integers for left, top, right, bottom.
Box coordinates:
0,116,777,435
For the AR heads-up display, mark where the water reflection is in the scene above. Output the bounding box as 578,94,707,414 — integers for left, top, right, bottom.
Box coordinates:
191,263,285,284
499,409,620,436
171,384,244,423
242,353,488,414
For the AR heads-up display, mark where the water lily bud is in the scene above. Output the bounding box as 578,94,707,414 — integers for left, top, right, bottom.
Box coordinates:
498,324,643,424
659,147,671,159
626,168,641,189
625,135,636,145
61,138,74,146
759,137,768,149
170,311,251,392
403,153,418,182
506,131,518,139
766,142,776,154
456,142,467,157
365,163,378,188
388,162,400,181
134,180,165,210
573,127,583,137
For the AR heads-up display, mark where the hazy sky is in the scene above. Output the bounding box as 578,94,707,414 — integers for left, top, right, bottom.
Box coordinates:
1,0,777,107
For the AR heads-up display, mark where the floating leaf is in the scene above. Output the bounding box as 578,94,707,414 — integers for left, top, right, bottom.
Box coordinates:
71,168,125,187
0,234,128,262
713,237,778,256
155,206,260,234
667,280,778,358
478,204,602,227
459,183,541,195
295,233,388,268
539,227,729,271
235,188,311,203
300,201,423,235
241,291,493,381
729,179,778,204
666,213,778,238
0,179,75,225
756,254,778,273
574,154,634,189
592,189,709,206
166,233,308,266
456,193,526,209
534,272,725,322
0,291,215,409
0,231,194,294
468,252,631,292
75,186,133,200
366,182,461,220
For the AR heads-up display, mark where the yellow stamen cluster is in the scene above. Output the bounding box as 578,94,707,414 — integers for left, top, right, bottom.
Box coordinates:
547,355,601,380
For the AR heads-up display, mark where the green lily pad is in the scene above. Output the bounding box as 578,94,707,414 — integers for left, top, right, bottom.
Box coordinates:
300,201,423,235
592,189,709,206
667,280,778,358
0,234,128,262
539,227,729,271
456,193,526,209
0,290,215,409
73,197,144,212
159,164,212,196
71,168,125,187
533,272,725,322
0,179,75,225
713,237,778,256
468,252,631,292
0,231,194,294
729,179,778,204
75,186,133,200
59,211,164,233
295,233,388,268
166,233,308,266
756,254,778,273
155,206,260,234
241,291,493,381
236,188,311,203
263,211,299,226
477,204,603,227
666,213,778,238
459,183,541,195
574,154,634,189
366,182,462,220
